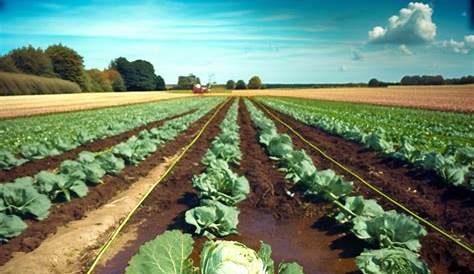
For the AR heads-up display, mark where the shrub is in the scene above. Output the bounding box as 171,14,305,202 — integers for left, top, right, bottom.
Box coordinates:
225,80,236,90
0,72,81,95
177,74,200,89
247,76,262,89
86,69,113,92
110,57,161,91
235,80,247,90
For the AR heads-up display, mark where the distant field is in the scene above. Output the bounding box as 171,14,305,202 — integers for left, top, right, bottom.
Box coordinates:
215,85,474,112
1,85,472,118
0,92,192,118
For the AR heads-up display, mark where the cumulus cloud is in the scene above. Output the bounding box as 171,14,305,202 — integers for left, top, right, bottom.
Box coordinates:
368,2,436,44
399,44,413,55
351,49,363,61
441,35,474,54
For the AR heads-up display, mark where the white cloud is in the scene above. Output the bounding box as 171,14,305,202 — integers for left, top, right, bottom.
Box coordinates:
339,65,348,72
399,44,413,55
368,2,436,44
351,49,363,61
441,35,474,54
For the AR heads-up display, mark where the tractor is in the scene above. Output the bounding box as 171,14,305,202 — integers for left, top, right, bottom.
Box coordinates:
192,73,214,94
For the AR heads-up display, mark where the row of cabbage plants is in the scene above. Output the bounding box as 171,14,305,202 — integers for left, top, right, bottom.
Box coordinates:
0,97,209,171
245,99,430,274
258,97,473,190
124,100,305,274
184,100,249,238
0,98,224,242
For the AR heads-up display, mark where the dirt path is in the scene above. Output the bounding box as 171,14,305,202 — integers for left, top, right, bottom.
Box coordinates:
0,154,177,274
0,103,221,266
0,110,195,183
256,101,474,273
0,92,193,118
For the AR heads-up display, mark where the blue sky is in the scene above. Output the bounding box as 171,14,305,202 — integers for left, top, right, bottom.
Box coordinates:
0,0,472,84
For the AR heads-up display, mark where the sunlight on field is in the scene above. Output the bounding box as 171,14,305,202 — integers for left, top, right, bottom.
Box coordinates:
211,85,474,112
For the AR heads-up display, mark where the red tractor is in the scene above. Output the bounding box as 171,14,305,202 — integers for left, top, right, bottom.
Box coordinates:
192,84,211,94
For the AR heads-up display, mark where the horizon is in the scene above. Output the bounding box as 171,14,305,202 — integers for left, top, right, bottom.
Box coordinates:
0,0,473,84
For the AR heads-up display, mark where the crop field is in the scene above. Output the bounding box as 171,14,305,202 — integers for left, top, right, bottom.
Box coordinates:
212,85,474,112
0,95,472,274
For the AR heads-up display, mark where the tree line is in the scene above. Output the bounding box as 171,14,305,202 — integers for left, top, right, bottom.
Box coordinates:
369,75,474,87
0,44,166,93
225,76,263,90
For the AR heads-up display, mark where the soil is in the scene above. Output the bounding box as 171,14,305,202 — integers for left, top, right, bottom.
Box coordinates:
254,100,474,274
0,155,177,274
94,99,364,274
0,110,195,183
0,102,224,267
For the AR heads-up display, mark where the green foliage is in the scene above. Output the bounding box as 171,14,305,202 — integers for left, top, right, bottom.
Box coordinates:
304,169,353,201
352,210,427,252
177,74,200,89
259,97,474,190
86,69,113,92
0,72,81,96
225,80,236,90
248,76,263,89
0,55,19,73
0,213,27,242
111,57,162,91
278,262,305,274
96,152,125,175
0,149,27,170
200,240,266,274
335,196,384,224
156,75,166,90
126,230,306,274
185,199,239,239
8,45,56,77
45,44,86,89
356,247,430,274
267,134,294,160
280,150,317,184
34,171,88,202
235,79,247,90
0,178,52,220
125,230,195,274
192,162,250,206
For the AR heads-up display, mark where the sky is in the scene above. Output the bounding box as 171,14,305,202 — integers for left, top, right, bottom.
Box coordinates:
0,0,473,84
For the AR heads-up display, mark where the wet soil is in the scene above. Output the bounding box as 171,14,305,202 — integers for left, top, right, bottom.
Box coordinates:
0,103,221,266
254,100,474,274
95,99,364,274
0,110,195,183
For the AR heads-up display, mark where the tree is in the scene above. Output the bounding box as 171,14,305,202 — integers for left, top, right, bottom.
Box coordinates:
0,55,19,73
235,80,247,90
110,57,159,91
45,44,87,89
87,69,113,92
156,75,166,90
9,45,55,77
103,69,126,91
177,74,200,89
368,78,387,87
225,80,236,90
248,76,262,89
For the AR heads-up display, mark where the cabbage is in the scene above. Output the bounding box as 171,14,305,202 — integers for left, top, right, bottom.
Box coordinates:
200,240,266,274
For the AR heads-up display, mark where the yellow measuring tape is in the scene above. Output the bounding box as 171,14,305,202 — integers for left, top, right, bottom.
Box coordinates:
256,100,474,255
86,98,230,274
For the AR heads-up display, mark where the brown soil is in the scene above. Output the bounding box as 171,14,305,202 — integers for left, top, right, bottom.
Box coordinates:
0,155,177,274
94,99,363,274
93,98,233,274
0,102,224,266
0,110,195,183
255,100,474,274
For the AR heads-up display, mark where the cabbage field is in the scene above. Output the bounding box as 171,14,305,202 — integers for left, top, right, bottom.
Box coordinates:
0,96,472,274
